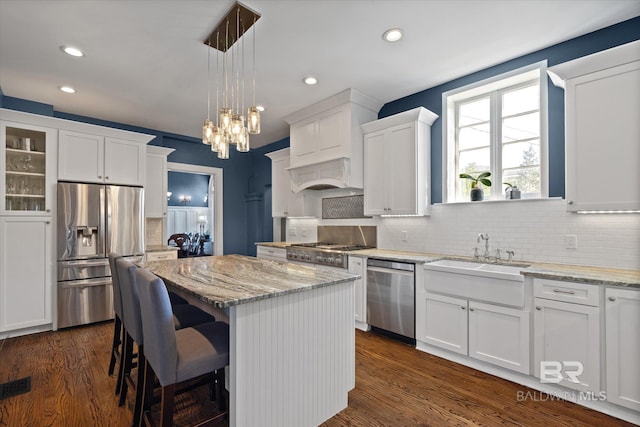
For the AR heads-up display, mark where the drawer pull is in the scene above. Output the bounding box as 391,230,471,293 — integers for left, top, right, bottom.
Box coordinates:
536,306,542,310
608,296,616,302
553,289,576,295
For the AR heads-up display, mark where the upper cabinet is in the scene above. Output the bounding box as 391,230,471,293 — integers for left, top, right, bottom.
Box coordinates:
548,40,640,212
284,89,382,192
59,130,148,186
265,148,310,217
145,146,175,218
1,119,57,215
361,107,438,216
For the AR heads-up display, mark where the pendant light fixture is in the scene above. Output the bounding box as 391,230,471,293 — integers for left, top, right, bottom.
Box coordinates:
203,2,261,159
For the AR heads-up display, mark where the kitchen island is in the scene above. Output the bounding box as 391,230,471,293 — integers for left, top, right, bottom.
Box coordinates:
139,254,358,427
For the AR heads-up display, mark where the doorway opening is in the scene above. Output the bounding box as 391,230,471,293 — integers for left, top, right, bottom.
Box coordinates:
166,162,223,255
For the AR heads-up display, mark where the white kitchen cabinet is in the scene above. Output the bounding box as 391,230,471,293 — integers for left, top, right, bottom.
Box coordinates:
289,105,348,167
418,292,468,355
265,148,309,217
145,146,175,218
348,255,367,330
145,249,178,262
59,130,147,186
1,120,57,215
0,216,53,333
533,280,600,393
362,107,438,216
468,301,530,374
256,245,287,262
605,287,640,411
284,89,381,191
548,40,640,212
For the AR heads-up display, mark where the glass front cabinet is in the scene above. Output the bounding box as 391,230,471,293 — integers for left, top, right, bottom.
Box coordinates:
1,121,57,215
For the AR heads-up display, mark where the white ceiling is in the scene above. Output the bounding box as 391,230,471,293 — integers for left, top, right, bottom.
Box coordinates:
1,0,638,148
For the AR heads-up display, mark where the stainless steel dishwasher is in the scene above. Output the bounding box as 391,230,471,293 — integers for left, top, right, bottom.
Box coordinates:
366,258,415,340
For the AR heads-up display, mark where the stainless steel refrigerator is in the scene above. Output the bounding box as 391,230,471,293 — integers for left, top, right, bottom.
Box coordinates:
56,182,144,328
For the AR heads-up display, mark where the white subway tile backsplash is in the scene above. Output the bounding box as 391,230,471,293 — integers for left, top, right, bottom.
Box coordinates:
374,199,640,270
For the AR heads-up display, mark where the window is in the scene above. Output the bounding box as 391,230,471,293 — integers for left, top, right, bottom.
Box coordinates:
443,63,548,202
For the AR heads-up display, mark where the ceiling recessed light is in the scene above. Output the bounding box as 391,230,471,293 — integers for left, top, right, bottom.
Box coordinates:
303,76,318,85
60,46,85,57
382,28,403,42
59,86,76,94
256,105,265,112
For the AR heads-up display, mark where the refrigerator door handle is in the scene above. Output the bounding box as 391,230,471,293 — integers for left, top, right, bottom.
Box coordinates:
100,185,107,256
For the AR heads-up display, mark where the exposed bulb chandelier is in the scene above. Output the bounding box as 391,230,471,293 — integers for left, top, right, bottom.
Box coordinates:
202,2,261,159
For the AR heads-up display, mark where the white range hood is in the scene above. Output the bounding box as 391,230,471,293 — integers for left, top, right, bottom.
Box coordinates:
284,89,383,192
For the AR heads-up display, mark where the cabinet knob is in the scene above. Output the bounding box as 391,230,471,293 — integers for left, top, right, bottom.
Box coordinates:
536,306,542,310
460,306,466,310
46,221,51,224
469,308,475,312
105,176,109,180
608,296,616,302
46,209,51,213
568,200,574,205
98,175,102,179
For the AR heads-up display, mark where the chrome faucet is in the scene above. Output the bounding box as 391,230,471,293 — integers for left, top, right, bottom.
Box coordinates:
506,250,515,263
477,233,490,259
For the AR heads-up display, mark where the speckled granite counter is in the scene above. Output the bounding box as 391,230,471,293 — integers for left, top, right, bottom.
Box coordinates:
350,248,442,264
350,249,640,288
521,263,640,289
138,254,359,307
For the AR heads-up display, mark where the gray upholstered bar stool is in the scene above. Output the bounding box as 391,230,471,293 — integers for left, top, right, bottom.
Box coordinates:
110,254,193,405
136,268,229,427
115,258,218,425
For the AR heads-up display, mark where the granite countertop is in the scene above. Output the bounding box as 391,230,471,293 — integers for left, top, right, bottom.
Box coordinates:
351,249,640,288
138,254,359,308
146,245,180,253
350,248,443,264
521,263,640,289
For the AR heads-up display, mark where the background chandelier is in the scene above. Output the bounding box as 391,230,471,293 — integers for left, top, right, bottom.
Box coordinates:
202,2,261,159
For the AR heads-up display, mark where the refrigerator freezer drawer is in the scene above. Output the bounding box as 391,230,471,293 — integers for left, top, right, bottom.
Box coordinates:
57,278,114,328
58,258,110,281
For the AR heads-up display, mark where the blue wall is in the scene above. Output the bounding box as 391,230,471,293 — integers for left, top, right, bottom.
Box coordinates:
379,17,640,203
168,171,209,207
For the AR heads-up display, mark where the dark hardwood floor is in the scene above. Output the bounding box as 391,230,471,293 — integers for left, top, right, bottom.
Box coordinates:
0,322,632,426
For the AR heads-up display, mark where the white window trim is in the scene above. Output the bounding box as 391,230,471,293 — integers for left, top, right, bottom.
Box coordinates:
442,61,549,203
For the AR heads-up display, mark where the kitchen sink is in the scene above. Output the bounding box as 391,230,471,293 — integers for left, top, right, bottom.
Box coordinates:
425,258,529,282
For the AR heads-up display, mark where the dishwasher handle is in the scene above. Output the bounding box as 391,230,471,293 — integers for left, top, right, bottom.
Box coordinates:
367,265,416,277
367,258,415,272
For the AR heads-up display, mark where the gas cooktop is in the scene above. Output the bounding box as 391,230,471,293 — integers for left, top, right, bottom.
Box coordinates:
286,243,374,268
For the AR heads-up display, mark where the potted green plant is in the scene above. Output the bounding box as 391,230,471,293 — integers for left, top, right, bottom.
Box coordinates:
503,182,521,199
460,172,491,201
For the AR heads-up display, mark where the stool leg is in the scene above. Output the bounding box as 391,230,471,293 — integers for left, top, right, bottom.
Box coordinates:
115,328,129,396
119,333,134,406
108,316,122,376
215,369,226,412
132,346,145,427
141,359,155,425
160,383,176,427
